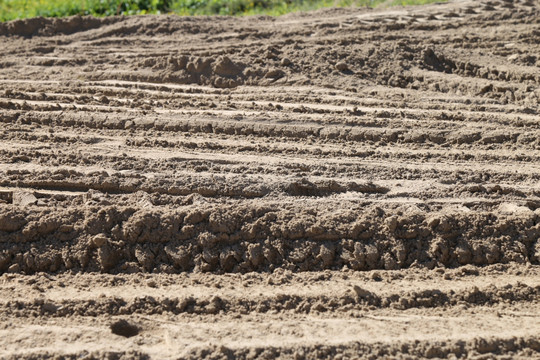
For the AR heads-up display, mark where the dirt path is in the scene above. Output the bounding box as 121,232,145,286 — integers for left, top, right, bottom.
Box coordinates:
0,0,539,358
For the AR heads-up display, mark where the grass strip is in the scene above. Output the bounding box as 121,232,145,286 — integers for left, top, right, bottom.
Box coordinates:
0,0,445,22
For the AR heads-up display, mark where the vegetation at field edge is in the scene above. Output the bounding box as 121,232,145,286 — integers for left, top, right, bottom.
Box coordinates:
0,0,446,22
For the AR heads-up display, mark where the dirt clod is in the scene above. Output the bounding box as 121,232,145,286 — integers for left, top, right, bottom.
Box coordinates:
352,285,372,299
12,191,37,206
335,61,349,72
110,319,140,338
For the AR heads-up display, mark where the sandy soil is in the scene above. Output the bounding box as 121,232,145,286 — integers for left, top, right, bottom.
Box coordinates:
0,0,539,358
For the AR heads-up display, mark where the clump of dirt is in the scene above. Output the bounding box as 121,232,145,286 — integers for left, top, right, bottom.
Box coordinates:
0,15,111,37
0,204,538,274
130,53,289,88
110,319,140,338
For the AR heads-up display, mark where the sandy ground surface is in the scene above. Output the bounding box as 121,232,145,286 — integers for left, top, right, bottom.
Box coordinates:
0,0,539,358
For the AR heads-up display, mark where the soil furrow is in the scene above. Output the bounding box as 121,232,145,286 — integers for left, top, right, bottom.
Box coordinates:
1,0,539,358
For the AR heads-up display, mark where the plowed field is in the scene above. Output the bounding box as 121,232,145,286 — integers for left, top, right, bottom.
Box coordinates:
0,0,539,358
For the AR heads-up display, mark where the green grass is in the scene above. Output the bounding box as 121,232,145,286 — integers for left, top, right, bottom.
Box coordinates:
172,0,446,16
0,0,445,22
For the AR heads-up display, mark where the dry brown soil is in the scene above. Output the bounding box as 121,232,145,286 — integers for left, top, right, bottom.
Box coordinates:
0,0,539,358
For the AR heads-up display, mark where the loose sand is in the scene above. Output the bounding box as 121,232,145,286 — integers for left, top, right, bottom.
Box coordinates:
0,0,539,358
